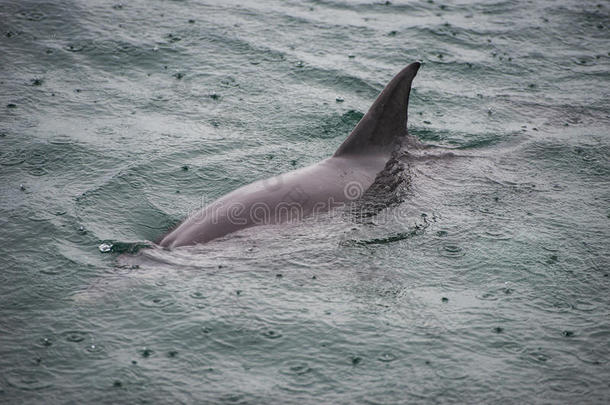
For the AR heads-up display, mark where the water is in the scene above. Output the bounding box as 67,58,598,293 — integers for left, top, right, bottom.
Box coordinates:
1,0,609,402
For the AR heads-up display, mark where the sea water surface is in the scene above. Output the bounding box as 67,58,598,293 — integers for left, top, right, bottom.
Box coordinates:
1,0,609,403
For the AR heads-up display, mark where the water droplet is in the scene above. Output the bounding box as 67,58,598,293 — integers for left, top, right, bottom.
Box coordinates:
189,291,205,300
64,331,87,342
86,343,103,353
99,243,112,253
261,329,282,339
378,353,397,362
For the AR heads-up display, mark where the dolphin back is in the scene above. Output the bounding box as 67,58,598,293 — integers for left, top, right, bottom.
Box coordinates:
334,62,421,157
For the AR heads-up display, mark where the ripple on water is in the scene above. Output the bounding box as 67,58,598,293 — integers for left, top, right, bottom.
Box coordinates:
95,126,115,136
84,342,106,358
481,228,513,241
27,167,47,176
377,352,398,363
138,293,176,310
541,376,592,396
65,42,88,53
260,328,282,340
26,149,47,166
278,360,321,390
189,290,208,309
438,243,465,258
5,369,54,391
115,42,145,56
575,348,605,366
49,135,73,145
15,9,46,21
61,330,89,343
1,150,26,166
526,348,551,363
434,365,468,380
499,340,526,355
137,347,155,358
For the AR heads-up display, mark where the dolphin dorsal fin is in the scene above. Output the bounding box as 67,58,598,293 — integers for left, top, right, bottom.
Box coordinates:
334,62,420,157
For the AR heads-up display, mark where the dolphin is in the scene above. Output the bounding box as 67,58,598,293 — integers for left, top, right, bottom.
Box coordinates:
159,62,421,248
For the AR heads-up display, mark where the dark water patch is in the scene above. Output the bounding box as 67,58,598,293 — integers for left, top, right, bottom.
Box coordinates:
199,29,288,65
37,254,80,276
75,165,179,241
409,126,507,150
308,109,363,140
61,38,171,72
416,25,502,50
292,65,380,99
523,139,610,179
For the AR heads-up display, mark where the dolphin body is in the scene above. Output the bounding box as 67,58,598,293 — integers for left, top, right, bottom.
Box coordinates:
159,62,421,248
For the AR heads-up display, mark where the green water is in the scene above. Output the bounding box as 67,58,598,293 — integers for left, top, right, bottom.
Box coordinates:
1,0,609,403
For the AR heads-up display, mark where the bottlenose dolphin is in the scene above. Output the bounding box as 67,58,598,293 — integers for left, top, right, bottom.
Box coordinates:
159,62,421,248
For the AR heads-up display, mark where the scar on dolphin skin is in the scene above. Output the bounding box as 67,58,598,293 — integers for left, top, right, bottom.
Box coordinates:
159,62,422,248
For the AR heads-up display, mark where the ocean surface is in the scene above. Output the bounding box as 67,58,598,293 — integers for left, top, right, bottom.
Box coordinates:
1,0,609,403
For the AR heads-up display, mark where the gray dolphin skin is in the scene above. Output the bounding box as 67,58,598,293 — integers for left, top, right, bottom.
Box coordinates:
159,62,421,248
